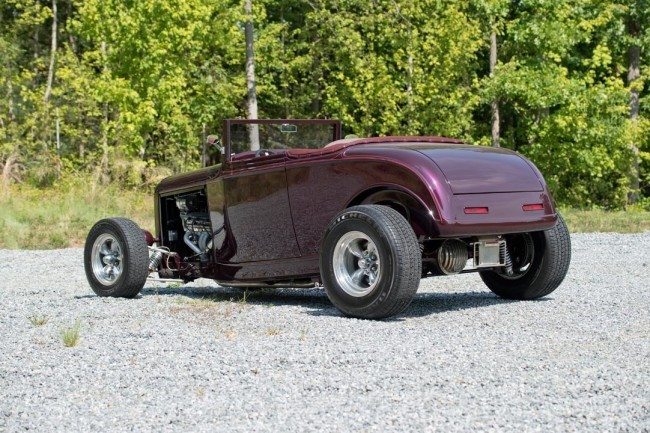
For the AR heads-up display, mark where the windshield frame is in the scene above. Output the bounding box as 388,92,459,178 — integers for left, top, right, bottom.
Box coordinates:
222,119,343,162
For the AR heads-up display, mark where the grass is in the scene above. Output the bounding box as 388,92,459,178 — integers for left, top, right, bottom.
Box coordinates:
560,208,650,233
265,327,281,336
0,181,648,249
0,178,153,249
61,320,81,347
28,315,49,326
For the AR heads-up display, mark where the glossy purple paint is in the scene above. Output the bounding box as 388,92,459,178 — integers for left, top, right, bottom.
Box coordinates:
154,125,558,284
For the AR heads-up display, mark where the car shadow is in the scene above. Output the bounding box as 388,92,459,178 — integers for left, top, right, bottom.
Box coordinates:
134,285,537,319
76,285,548,319
139,285,335,307
399,291,525,318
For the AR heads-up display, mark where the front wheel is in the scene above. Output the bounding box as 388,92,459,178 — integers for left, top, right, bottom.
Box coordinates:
479,214,571,300
84,218,150,298
320,205,421,319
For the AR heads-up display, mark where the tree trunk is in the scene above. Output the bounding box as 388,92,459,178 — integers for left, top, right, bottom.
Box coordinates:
1,153,19,188
490,31,500,148
201,123,207,168
43,0,57,102
99,41,110,185
7,80,16,122
627,18,640,204
244,0,260,151
310,54,321,115
406,52,414,131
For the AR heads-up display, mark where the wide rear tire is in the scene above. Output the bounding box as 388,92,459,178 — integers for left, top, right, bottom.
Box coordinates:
320,205,421,319
84,218,149,298
479,214,571,300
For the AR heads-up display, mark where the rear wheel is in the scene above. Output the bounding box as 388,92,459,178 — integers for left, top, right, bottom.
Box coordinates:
320,205,421,319
479,214,571,299
84,218,149,298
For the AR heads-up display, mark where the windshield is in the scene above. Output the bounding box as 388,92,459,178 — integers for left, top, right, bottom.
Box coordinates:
226,120,341,155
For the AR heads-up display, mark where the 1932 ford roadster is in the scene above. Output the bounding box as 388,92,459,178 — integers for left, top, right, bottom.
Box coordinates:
84,119,571,319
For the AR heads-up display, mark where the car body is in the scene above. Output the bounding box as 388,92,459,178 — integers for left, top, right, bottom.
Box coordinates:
84,119,571,319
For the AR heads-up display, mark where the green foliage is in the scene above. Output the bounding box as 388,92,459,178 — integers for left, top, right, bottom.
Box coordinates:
0,0,648,208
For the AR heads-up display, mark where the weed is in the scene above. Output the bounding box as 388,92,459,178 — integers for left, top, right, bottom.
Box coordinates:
266,327,280,336
61,320,81,347
28,315,49,326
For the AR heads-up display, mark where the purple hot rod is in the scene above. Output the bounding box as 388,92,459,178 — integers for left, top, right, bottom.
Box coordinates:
84,119,571,319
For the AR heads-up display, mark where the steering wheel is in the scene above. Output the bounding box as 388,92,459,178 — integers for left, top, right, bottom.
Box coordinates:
255,149,272,157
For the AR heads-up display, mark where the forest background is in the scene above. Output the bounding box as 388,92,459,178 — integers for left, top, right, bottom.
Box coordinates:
1,0,648,248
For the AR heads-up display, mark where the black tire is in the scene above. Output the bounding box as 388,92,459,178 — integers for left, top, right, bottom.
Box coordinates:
320,205,421,319
84,218,149,298
479,214,571,300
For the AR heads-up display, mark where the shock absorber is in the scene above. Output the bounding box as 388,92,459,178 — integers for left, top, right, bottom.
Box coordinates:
500,241,514,276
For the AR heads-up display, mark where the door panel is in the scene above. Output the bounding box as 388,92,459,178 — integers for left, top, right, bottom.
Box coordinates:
218,154,300,263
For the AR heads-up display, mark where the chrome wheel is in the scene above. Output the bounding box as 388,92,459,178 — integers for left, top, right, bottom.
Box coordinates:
332,231,381,297
91,234,123,286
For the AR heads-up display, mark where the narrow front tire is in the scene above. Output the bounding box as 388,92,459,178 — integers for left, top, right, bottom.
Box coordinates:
84,218,149,298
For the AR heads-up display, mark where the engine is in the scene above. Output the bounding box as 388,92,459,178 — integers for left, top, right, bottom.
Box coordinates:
175,192,212,261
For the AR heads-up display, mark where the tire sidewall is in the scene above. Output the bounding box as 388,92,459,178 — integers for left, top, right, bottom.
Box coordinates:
320,209,399,315
480,215,569,298
84,220,133,296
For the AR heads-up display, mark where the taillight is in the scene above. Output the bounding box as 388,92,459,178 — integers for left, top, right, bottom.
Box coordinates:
464,207,489,215
522,203,544,211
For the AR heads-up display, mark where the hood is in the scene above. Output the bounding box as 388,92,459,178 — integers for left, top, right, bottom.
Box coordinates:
155,164,221,194
409,144,543,194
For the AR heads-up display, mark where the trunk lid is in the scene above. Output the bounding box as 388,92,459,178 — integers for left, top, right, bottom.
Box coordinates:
412,144,543,194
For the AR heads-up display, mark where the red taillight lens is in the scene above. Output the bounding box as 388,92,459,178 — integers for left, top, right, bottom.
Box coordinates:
464,206,489,215
522,203,544,211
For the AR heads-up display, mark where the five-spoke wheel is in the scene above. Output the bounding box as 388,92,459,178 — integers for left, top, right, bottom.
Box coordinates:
91,234,123,285
333,231,381,297
84,218,149,298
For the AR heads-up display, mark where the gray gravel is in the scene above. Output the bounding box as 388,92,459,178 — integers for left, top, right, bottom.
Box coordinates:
0,233,648,432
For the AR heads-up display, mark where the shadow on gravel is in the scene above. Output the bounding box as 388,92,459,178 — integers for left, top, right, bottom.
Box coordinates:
141,285,335,306
77,286,542,319
400,291,521,318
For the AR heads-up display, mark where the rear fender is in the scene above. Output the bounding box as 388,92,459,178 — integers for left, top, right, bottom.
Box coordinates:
349,187,438,238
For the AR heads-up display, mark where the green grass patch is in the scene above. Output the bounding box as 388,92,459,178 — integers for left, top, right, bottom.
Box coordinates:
0,178,153,249
560,208,650,233
61,320,82,347
0,180,648,250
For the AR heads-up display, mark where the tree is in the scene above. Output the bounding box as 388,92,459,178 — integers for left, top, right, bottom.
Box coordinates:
244,0,260,150
0,0,646,208
43,0,57,102
624,1,646,203
489,30,500,147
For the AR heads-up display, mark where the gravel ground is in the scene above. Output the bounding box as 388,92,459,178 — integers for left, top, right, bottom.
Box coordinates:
0,233,648,432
